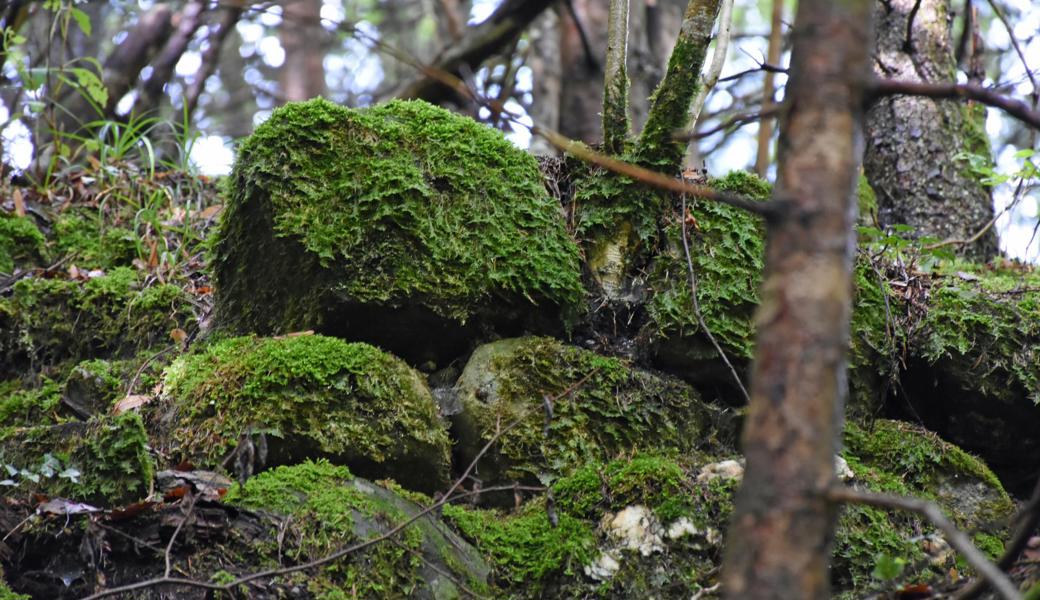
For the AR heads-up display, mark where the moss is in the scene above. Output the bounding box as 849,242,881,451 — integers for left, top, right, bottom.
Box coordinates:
51,212,138,270
857,172,878,226
161,334,451,493
443,500,595,591
452,337,713,487
915,261,1040,405
0,378,62,430
644,171,768,385
0,412,153,505
0,267,194,375
214,98,583,340
226,460,491,598
0,214,45,273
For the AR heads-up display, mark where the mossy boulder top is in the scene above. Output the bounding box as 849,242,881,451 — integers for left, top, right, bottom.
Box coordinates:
158,334,451,493
214,98,584,363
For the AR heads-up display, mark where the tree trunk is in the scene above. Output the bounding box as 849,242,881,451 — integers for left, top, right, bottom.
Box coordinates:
279,0,328,102
721,0,873,597
864,0,998,261
602,0,630,154
559,0,608,143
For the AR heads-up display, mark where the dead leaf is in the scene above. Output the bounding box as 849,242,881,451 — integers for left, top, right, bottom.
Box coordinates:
36,498,100,516
67,264,80,279
197,204,223,220
12,189,25,217
113,394,153,415
170,328,188,346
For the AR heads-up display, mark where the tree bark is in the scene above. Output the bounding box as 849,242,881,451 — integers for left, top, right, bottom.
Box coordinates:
754,0,783,177
558,0,608,143
721,0,873,597
602,0,630,154
864,0,998,262
279,0,328,102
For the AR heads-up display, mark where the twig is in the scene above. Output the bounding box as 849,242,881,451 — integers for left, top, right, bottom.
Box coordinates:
867,78,1040,130
675,104,783,141
164,492,198,578
680,183,750,402
827,485,1022,600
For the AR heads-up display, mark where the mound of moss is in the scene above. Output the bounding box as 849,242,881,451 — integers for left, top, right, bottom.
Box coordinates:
0,267,193,376
643,171,768,391
0,214,45,274
451,337,722,492
160,334,451,493
0,412,153,505
213,98,584,364
224,460,491,599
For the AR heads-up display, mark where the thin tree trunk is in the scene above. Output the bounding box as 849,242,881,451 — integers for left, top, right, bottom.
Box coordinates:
754,0,783,176
559,0,608,143
863,0,998,261
280,0,328,102
721,0,873,597
602,0,630,154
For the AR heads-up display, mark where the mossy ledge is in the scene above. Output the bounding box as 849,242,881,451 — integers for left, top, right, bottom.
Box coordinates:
159,334,451,493
213,98,584,364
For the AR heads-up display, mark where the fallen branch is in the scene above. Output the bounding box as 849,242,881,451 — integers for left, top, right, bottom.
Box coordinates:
827,485,1022,600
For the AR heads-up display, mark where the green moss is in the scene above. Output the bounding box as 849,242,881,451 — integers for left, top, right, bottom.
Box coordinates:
453,337,712,486
0,214,45,273
162,335,450,492
227,460,491,598
915,261,1040,404
51,212,137,269
0,412,153,505
444,500,595,590
215,98,583,335
857,173,878,226
645,171,768,378
0,267,193,374
0,378,62,430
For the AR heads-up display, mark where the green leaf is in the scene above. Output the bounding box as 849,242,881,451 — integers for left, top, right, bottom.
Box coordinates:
70,67,109,108
70,7,92,36
1013,148,1036,159
871,554,906,581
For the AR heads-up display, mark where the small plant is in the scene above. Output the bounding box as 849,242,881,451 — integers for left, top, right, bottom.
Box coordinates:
0,453,81,488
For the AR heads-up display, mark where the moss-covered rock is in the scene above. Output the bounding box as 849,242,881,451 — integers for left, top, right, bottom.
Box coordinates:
0,267,193,376
226,460,491,599
835,419,1013,593
451,337,722,493
0,413,154,505
0,214,45,274
643,171,768,391
214,98,584,364
159,334,451,493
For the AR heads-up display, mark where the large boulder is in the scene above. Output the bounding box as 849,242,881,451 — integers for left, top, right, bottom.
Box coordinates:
213,98,584,365
158,334,451,493
450,337,725,493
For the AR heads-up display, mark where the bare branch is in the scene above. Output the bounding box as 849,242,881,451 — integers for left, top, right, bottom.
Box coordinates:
689,0,735,124
827,485,1022,600
867,78,1040,130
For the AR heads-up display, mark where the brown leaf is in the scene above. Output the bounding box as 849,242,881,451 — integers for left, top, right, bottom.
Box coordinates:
197,204,223,220
170,328,188,346
113,394,153,415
